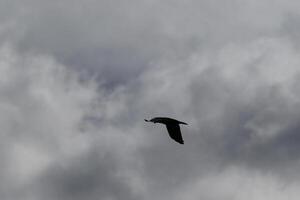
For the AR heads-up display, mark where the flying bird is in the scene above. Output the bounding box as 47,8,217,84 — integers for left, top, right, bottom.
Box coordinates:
145,117,188,144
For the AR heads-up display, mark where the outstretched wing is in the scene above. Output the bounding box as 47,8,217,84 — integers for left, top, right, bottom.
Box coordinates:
166,124,184,144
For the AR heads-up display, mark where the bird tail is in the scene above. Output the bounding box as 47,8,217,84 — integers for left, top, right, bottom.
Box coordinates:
179,121,188,125
144,119,150,122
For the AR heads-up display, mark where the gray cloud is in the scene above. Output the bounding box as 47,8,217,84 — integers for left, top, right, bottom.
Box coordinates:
0,0,292,86
32,150,140,200
2,0,300,200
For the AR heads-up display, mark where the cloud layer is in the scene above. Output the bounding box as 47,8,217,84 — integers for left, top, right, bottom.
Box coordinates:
2,0,300,199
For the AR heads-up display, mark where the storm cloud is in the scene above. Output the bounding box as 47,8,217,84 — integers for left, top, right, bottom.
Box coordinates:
1,0,300,199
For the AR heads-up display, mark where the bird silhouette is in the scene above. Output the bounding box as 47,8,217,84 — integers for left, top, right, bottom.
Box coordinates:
145,117,188,144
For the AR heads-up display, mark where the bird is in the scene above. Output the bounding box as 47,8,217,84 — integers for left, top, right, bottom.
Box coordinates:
144,117,188,144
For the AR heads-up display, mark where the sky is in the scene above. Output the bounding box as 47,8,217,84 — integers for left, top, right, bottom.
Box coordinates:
2,0,300,199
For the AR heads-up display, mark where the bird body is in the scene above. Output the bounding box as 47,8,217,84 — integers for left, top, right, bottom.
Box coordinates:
145,117,187,144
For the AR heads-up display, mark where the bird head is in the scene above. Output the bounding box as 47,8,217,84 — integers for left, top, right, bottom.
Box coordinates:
144,119,156,123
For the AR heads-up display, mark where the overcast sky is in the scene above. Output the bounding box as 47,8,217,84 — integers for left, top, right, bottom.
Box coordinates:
2,0,300,199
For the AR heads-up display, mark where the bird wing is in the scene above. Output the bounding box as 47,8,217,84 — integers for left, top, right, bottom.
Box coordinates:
166,124,184,144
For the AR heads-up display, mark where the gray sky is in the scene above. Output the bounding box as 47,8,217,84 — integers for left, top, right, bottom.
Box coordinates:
1,0,300,199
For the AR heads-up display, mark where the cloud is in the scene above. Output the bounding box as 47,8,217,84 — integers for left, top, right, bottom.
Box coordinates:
0,45,142,200
0,0,297,86
2,0,300,199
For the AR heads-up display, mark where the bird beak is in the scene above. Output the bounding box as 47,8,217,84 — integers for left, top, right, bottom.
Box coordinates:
144,119,149,122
